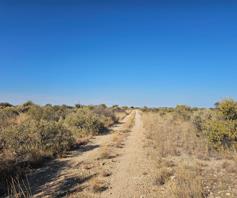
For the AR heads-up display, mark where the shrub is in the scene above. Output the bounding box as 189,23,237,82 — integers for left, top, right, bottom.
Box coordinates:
0,119,74,159
27,105,72,122
175,105,192,120
191,109,215,131
17,101,36,113
216,99,237,120
26,105,44,121
37,120,74,156
0,107,19,128
0,103,13,109
64,109,105,137
92,106,117,127
204,120,237,148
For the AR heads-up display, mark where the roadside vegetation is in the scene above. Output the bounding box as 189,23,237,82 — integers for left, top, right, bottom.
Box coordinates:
0,101,128,196
142,98,237,198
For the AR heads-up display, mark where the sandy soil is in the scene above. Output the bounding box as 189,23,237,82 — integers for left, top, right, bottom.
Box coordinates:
101,110,157,198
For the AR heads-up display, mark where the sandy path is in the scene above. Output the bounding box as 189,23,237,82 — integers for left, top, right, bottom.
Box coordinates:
29,112,133,197
29,110,157,198
102,110,157,198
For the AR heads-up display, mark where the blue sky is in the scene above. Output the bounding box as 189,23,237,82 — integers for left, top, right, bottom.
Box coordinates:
0,0,237,107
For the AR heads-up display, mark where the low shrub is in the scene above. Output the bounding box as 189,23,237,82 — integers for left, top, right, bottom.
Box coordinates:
64,109,105,137
27,105,72,122
0,107,19,128
92,105,118,127
175,105,192,120
216,99,237,120
191,109,215,131
192,99,237,149
0,101,118,195
204,120,237,149
0,119,74,159
0,103,13,109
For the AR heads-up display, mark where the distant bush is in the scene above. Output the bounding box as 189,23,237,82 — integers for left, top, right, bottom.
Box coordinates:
175,105,192,120
26,104,73,122
92,106,118,127
64,109,105,137
0,103,13,109
191,109,215,131
17,101,36,113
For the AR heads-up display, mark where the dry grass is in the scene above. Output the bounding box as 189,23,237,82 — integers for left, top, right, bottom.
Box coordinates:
143,112,209,158
7,176,32,198
154,167,174,186
169,164,204,198
142,111,237,197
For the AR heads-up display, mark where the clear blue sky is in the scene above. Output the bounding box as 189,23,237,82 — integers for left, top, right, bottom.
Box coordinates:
0,0,237,107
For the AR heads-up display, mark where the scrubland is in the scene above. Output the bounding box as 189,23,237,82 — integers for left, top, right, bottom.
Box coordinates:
1,99,237,198
142,99,237,198
0,102,128,197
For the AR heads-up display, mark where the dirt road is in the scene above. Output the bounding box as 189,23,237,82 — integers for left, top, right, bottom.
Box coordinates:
102,110,157,198
29,110,157,198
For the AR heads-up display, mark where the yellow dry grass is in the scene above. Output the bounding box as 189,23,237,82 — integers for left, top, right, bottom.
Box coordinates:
142,111,237,197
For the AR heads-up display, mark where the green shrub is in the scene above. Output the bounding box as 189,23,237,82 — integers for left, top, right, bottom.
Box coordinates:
37,120,74,156
216,99,237,120
205,120,237,148
191,109,215,131
64,109,105,136
0,119,74,158
26,105,44,121
27,105,72,122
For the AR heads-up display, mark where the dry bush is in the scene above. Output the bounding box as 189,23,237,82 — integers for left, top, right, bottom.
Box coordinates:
92,105,118,127
0,102,119,196
1,120,74,158
64,109,105,137
175,105,192,121
0,107,19,128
